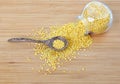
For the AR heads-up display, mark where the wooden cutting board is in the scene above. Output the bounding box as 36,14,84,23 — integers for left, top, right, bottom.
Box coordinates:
0,0,120,84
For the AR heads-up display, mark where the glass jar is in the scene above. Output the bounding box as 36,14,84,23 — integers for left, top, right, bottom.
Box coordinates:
78,1,113,35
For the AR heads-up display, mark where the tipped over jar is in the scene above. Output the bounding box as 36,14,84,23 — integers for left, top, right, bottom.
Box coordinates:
78,1,113,35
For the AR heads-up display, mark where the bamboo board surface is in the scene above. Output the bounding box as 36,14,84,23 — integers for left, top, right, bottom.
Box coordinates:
0,0,120,84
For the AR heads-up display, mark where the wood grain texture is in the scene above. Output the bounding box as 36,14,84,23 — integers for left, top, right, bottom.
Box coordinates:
0,0,120,84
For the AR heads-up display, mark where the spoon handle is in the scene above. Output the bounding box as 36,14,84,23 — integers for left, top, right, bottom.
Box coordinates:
8,38,44,43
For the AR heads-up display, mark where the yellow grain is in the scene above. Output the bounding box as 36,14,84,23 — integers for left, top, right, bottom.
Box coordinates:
81,67,85,71
32,1,111,72
53,40,65,49
63,70,66,73
31,67,34,70
33,21,92,71
41,67,44,70
38,70,41,72
26,57,32,62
